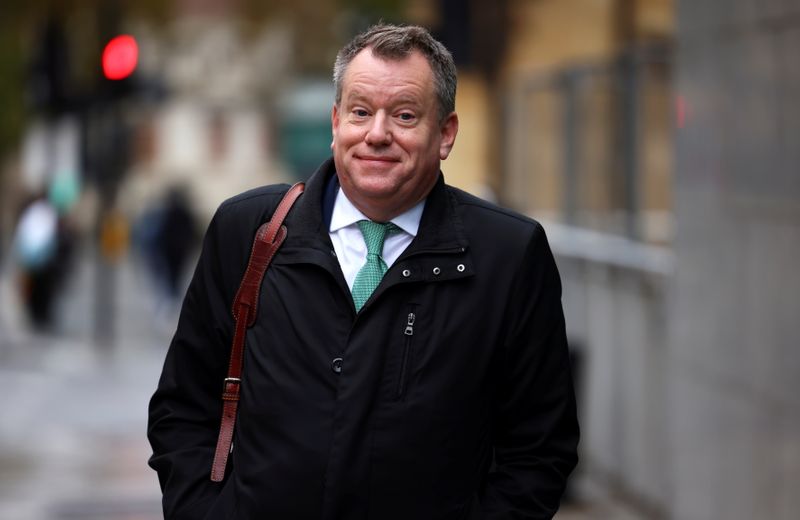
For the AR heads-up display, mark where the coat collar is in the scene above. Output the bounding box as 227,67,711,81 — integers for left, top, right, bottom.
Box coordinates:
281,158,474,310
287,157,470,257
406,170,469,256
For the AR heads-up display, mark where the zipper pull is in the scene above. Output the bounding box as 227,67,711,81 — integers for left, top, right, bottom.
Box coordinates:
404,312,415,336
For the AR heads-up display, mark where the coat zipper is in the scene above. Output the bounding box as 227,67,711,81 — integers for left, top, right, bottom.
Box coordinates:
397,311,415,400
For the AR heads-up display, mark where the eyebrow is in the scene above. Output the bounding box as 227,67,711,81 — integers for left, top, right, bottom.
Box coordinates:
344,91,424,110
344,92,370,105
393,94,424,108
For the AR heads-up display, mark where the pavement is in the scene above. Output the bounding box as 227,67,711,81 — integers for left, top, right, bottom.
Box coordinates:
0,250,652,519
0,250,168,519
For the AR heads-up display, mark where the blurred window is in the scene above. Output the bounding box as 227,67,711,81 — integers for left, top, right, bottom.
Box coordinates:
505,44,673,244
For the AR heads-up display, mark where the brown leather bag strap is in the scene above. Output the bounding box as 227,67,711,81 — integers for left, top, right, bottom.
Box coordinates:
210,182,305,482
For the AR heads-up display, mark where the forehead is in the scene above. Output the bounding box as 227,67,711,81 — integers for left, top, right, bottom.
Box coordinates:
341,48,435,96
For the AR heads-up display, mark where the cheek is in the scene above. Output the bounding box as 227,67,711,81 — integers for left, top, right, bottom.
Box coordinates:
340,130,365,151
397,134,428,157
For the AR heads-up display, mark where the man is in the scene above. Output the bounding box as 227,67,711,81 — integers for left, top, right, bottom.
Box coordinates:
148,23,579,519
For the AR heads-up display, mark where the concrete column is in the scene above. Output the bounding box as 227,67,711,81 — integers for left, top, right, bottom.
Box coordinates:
670,1,800,518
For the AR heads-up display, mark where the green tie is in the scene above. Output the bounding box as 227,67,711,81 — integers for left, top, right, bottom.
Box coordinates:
352,220,397,311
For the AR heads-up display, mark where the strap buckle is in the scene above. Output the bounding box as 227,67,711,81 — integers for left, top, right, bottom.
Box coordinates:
222,377,242,400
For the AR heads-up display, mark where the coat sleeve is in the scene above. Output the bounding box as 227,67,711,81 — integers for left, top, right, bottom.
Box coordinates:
481,222,580,519
147,202,250,519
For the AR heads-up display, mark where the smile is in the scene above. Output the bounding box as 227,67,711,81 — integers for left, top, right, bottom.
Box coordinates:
356,155,399,163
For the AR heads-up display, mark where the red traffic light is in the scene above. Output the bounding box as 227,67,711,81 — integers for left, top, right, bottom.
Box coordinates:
102,35,138,80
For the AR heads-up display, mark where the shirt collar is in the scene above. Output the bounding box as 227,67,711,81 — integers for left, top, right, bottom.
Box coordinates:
329,188,425,237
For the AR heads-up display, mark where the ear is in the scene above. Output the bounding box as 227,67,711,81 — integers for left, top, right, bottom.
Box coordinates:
331,104,340,149
439,112,459,160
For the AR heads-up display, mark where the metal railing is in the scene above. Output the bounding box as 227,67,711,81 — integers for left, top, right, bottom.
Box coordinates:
504,43,673,243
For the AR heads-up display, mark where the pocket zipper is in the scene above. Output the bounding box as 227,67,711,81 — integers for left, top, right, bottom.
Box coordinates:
397,312,415,399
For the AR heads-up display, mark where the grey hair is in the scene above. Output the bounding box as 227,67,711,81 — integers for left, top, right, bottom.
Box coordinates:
333,23,457,122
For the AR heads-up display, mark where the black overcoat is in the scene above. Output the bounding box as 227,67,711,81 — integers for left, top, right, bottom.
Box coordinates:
148,159,579,519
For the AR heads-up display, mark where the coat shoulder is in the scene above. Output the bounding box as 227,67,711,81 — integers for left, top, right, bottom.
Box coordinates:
208,183,293,230
218,184,293,215
446,185,544,239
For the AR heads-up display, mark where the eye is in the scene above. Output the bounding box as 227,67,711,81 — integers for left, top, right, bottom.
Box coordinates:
398,112,415,122
353,109,369,118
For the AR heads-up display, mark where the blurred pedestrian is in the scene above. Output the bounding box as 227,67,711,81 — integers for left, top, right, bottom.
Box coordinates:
157,187,197,301
12,194,74,329
148,23,578,519
134,185,198,321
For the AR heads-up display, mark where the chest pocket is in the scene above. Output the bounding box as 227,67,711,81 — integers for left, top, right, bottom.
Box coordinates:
396,306,417,400
373,302,422,405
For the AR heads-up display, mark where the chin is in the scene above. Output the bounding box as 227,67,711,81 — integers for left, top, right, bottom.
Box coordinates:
354,181,400,200
353,162,403,179
348,168,401,190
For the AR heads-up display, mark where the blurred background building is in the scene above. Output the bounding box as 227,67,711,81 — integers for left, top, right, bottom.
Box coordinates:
0,0,797,519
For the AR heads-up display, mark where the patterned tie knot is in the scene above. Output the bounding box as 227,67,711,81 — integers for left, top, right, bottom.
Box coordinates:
352,220,399,311
357,220,398,258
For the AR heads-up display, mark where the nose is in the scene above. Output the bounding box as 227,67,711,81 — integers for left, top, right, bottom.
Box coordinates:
364,112,392,146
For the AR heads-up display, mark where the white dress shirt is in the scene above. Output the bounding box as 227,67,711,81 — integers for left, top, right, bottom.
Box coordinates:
329,188,424,290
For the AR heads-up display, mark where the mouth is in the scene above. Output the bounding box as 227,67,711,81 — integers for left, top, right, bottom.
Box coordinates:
355,154,399,164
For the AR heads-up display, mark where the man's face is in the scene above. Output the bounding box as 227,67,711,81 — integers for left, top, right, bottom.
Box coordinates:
332,48,458,222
